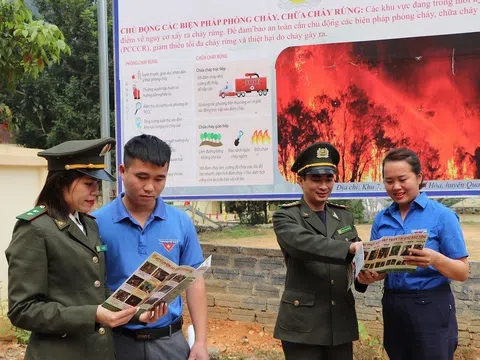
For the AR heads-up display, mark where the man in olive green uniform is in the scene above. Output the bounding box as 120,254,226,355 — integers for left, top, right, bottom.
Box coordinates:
273,142,367,360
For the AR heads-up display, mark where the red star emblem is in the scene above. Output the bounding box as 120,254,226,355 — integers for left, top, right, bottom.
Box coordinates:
162,242,176,252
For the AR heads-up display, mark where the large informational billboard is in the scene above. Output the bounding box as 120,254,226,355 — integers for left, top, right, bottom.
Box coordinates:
113,0,480,200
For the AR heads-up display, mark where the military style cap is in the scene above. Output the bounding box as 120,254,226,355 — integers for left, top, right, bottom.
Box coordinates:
37,137,116,182
291,142,340,175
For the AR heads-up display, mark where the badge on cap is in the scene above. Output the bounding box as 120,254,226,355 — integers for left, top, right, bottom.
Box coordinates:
99,144,111,157
317,148,329,159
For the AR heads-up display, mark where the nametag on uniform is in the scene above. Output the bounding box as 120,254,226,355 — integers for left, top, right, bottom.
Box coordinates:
337,226,352,234
96,245,108,252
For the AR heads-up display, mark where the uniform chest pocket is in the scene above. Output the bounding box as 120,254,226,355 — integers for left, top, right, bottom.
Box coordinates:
278,290,315,333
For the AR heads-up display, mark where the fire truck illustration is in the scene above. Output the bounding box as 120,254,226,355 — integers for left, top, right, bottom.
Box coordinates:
219,73,269,98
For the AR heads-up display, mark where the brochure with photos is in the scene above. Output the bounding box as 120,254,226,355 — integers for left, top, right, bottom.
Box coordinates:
102,252,212,312
362,233,428,273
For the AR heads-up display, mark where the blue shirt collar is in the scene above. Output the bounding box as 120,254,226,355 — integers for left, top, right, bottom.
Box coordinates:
112,193,167,223
385,191,428,216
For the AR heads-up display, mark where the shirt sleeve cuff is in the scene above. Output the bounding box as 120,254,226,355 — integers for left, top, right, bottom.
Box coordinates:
345,252,354,264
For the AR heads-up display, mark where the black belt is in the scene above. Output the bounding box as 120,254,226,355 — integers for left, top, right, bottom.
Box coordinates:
112,317,183,340
384,283,451,295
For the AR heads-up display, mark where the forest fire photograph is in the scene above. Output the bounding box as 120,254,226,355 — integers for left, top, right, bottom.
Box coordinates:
275,32,480,184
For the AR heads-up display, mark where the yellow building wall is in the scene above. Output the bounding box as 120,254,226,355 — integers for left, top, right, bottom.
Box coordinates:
0,145,47,300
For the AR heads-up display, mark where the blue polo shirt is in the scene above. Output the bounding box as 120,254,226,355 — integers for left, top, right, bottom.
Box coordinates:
93,194,204,329
371,192,468,291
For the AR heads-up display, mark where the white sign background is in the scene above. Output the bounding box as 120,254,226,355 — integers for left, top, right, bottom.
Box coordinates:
113,0,480,200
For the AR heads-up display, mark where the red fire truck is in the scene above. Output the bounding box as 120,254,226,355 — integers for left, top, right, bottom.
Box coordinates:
219,73,269,98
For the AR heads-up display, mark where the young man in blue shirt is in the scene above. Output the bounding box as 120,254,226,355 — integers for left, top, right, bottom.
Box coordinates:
94,135,208,360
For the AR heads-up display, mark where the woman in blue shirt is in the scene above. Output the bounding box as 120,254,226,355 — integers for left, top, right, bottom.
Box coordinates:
362,148,469,360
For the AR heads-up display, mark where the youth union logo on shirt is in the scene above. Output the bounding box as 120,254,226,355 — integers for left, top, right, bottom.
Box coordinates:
159,239,178,252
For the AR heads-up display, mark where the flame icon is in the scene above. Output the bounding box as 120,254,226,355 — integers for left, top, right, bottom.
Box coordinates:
251,130,271,145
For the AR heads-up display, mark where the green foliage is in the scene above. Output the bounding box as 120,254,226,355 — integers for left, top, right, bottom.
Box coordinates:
0,0,70,143
332,199,366,223
0,295,10,339
1,282,31,344
356,321,386,360
0,0,70,89
13,326,30,344
0,104,13,142
198,225,267,242
0,0,114,148
225,201,269,225
438,197,463,207
358,320,378,345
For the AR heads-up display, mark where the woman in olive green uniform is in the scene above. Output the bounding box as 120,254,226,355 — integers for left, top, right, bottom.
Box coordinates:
5,138,166,360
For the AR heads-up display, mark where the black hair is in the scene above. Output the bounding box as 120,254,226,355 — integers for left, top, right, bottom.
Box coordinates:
123,134,171,168
35,170,86,220
382,148,425,189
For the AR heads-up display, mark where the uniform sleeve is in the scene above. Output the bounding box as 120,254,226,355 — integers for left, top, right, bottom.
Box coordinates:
6,221,98,335
438,209,468,259
345,212,359,264
179,215,204,267
273,209,351,265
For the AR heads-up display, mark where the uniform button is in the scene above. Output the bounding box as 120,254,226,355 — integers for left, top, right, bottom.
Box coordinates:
330,280,335,285
94,280,101,288
92,256,99,264
98,327,106,335
293,300,300,307
331,300,336,306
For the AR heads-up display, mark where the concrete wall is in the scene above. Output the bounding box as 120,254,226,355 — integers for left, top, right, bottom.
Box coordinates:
202,244,480,349
202,244,284,329
0,145,47,300
458,213,480,223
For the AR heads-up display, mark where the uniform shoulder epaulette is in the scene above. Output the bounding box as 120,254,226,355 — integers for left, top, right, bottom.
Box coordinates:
327,202,349,209
280,201,301,208
16,206,47,221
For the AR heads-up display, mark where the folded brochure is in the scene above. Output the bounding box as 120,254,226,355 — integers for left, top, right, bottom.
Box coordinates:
362,233,428,273
102,252,212,312
347,242,365,290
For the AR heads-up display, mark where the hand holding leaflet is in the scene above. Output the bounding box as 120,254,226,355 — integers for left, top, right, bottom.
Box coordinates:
347,242,364,290
362,233,428,273
102,252,212,312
